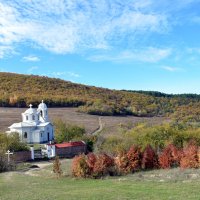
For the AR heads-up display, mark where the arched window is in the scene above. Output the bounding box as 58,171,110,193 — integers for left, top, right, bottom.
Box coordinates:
40,110,43,117
24,132,27,139
32,115,35,120
41,132,43,138
26,116,28,121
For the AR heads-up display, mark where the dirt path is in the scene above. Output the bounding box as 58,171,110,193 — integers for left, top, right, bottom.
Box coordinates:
91,117,104,135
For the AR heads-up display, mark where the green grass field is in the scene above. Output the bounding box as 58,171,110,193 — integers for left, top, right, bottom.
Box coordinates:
0,160,200,200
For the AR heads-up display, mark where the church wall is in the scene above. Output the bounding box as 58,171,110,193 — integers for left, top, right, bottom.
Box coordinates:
32,131,41,143
21,127,32,143
43,124,54,142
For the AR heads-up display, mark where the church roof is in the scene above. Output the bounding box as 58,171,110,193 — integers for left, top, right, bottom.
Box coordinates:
24,104,37,114
9,121,51,128
48,141,86,148
37,122,52,127
9,122,37,128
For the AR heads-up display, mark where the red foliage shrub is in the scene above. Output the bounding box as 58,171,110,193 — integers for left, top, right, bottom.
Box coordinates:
72,154,90,178
86,153,97,172
142,145,158,170
115,151,130,174
115,146,142,174
126,145,142,172
180,141,199,169
93,153,115,178
159,144,181,169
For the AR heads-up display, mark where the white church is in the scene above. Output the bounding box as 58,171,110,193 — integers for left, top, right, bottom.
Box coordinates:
7,101,54,144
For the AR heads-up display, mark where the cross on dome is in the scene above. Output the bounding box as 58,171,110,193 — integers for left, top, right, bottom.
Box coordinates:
29,104,33,108
42,100,44,103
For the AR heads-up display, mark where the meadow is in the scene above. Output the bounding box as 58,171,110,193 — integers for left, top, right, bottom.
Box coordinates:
0,159,200,200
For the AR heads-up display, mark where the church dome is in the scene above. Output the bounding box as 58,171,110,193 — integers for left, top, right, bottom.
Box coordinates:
38,100,47,110
24,104,37,114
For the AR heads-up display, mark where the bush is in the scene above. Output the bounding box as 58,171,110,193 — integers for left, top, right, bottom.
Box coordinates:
72,154,90,178
72,153,115,178
180,141,199,169
79,135,97,152
86,153,97,172
126,146,142,172
159,144,181,169
115,151,130,174
0,132,28,152
100,136,125,155
92,154,115,178
115,146,142,174
0,149,8,172
142,145,158,170
54,119,85,143
53,156,62,178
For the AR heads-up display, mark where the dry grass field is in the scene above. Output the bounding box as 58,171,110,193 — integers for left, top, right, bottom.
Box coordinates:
0,107,168,135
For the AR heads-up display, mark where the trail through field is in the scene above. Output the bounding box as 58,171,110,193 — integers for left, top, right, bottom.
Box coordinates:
91,117,104,135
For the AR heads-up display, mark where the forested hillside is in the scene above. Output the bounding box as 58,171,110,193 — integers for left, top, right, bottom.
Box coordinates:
0,72,200,121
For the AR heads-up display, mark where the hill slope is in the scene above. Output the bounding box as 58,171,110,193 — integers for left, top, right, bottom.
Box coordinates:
0,72,200,121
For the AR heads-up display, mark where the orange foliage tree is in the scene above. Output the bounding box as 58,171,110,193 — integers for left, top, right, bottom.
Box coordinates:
180,141,199,169
115,146,142,174
159,144,181,169
72,154,90,178
93,154,115,178
142,145,158,170
127,145,142,172
115,151,130,174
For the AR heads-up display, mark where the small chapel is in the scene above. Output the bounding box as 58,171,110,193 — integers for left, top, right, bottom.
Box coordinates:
7,100,54,144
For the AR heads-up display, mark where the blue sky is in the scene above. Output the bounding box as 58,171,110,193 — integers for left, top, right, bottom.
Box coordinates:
1,0,200,94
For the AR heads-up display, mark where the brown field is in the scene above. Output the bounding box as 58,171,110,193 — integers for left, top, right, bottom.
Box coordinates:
0,107,168,135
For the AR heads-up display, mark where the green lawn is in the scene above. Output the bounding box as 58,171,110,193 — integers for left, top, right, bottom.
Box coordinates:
0,160,200,200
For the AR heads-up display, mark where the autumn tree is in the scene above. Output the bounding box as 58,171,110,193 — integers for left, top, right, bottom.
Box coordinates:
72,154,90,178
142,145,158,170
180,141,199,169
92,154,114,178
126,145,141,172
53,156,62,178
115,151,130,174
86,153,97,173
159,144,181,169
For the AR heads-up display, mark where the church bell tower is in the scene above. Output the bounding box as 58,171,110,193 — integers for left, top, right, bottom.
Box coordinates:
37,100,49,122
